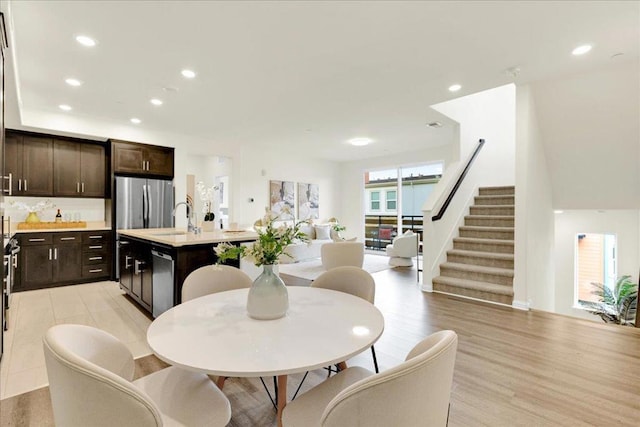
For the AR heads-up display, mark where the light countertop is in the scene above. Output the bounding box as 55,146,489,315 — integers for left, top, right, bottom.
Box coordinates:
117,227,258,247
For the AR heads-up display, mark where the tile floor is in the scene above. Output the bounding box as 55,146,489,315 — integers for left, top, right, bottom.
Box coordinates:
0,281,153,399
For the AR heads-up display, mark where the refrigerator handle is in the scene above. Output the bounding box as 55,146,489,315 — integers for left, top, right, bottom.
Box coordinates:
147,183,153,225
142,184,148,228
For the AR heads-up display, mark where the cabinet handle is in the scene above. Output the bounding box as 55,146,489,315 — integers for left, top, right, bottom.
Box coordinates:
49,248,52,260
89,256,103,261
24,180,28,191
13,255,18,268
125,255,132,269
3,173,12,195
82,182,85,192
77,182,80,193
18,179,22,191
60,237,76,241
89,245,103,249
142,160,146,170
89,269,103,273
134,259,146,274
54,248,58,259
89,235,103,239
29,238,46,242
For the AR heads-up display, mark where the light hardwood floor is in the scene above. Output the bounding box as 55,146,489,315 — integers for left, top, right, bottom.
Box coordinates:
1,265,639,426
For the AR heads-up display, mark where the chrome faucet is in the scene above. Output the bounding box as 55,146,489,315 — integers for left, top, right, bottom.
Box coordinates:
173,202,200,234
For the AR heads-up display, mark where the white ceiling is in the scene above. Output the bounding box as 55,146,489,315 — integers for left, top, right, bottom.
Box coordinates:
2,1,639,162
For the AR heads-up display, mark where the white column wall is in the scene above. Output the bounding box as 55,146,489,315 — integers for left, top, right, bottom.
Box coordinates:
514,85,555,311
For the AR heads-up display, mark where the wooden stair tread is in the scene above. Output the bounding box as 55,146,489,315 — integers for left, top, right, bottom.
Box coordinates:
433,276,514,296
441,262,514,277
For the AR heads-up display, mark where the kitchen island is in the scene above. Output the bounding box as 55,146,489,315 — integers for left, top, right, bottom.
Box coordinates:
117,228,258,317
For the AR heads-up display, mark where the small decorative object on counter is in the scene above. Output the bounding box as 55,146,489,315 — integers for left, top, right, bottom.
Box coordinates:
215,207,310,320
11,199,55,223
196,181,219,232
55,209,62,223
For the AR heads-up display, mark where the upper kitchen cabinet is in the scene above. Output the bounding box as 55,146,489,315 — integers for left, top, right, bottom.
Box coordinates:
111,140,174,178
53,139,106,197
5,129,107,198
5,132,54,196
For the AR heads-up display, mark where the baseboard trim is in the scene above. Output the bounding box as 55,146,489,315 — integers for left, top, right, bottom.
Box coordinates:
432,290,513,308
512,300,530,311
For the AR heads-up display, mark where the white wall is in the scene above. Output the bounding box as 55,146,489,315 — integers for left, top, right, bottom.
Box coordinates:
431,84,516,186
531,59,640,209
514,85,555,311
233,146,342,228
554,210,640,321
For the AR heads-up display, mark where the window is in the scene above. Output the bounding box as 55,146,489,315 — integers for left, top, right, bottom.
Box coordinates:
576,233,617,305
386,190,397,210
370,191,380,211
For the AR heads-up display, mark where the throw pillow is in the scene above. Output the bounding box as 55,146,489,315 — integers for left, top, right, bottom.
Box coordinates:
299,223,315,240
314,224,331,240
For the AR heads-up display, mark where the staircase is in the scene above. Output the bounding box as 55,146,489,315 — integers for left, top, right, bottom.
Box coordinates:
432,186,515,305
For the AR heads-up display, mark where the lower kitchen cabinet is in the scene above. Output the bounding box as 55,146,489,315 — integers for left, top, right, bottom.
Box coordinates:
118,238,152,311
15,230,112,292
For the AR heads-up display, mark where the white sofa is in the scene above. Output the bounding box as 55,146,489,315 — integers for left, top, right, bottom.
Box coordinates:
280,223,336,263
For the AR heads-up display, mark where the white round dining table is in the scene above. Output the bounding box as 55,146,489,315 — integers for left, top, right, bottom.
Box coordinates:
146,286,384,426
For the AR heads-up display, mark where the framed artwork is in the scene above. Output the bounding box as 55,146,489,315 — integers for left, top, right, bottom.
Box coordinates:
269,180,295,220
297,182,319,220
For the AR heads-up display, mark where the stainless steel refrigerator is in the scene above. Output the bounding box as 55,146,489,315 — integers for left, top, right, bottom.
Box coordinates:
115,177,174,278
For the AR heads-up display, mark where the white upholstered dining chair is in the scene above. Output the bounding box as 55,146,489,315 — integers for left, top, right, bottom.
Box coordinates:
182,263,253,302
43,324,231,427
320,241,365,271
282,330,458,427
312,266,378,372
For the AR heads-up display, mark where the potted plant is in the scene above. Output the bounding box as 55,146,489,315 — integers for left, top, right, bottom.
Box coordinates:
588,275,638,325
215,207,310,319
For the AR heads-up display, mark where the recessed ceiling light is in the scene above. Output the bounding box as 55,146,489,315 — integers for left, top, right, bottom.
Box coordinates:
130,118,141,124
347,137,373,146
65,78,82,87
448,84,462,92
150,98,163,106
554,210,564,214
572,44,592,56
75,35,96,47
181,69,196,79
58,104,72,111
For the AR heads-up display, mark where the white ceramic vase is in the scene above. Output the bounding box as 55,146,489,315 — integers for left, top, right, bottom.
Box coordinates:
246,264,289,320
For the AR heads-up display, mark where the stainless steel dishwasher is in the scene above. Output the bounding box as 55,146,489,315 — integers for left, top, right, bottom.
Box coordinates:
151,250,174,318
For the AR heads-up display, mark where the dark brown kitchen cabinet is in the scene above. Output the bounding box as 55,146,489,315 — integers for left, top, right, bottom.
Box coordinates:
17,232,81,290
82,231,112,280
53,139,106,197
111,139,174,178
118,238,152,311
4,133,54,196
15,231,112,292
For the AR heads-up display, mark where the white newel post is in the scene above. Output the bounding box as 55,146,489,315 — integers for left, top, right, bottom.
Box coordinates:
421,210,435,292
